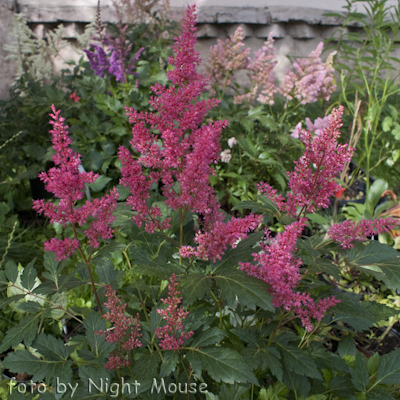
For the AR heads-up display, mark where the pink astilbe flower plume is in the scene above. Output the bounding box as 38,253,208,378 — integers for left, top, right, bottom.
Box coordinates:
96,285,142,369
120,5,260,259
155,274,193,350
328,218,399,249
32,105,118,260
241,219,339,331
285,106,353,217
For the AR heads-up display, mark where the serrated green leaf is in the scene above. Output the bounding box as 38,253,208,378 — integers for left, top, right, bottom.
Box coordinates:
132,353,161,380
180,274,211,306
3,334,72,386
43,251,66,285
281,366,310,397
187,347,258,385
5,260,18,283
83,312,115,359
231,328,259,346
159,350,179,378
347,241,398,266
17,301,43,313
311,349,349,373
328,376,355,398
277,345,322,380
242,346,283,380
0,294,25,308
94,257,119,285
88,175,112,192
191,327,226,348
375,348,400,385
92,242,126,260
350,351,369,391
21,258,37,291
215,271,274,311
338,335,356,358
0,314,40,352
373,258,400,290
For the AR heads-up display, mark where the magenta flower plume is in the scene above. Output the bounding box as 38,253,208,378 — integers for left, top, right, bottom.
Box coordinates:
328,218,399,249
285,106,353,217
32,105,118,260
155,274,193,350
119,5,260,259
96,285,142,369
241,219,339,331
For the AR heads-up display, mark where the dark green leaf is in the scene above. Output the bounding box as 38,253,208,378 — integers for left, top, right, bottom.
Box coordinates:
277,345,322,380
17,301,43,313
338,335,356,358
281,366,310,398
376,348,400,385
180,274,211,306
83,312,115,359
159,350,179,378
3,334,72,386
0,314,40,352
347,241,399,266
216,271,274,311
94,257,119,285
186,347,258,385
0,294,25,308
132,353,161,380
88,175,112,192
21,258,37,291
5,260,18,283
191,327,226,348
350,352,369,391
242,346,282,380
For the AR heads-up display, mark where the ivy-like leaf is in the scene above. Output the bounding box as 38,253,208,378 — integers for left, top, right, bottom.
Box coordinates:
186,347,258,385
0,314,40,352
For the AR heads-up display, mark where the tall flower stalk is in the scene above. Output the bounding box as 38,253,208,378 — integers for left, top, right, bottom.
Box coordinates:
32,105,118,313
119,5,261,263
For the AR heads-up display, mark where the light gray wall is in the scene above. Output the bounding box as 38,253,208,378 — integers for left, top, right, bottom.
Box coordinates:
1,0,394,99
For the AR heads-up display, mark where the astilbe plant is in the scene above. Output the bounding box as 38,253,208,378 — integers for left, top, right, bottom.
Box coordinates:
32,105,118,312
206,27,336,106
241,106,353,331
155,274,193,351
96,285,142,369
119,5,261,261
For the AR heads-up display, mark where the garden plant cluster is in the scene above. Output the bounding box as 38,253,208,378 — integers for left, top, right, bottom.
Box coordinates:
2,0,400,399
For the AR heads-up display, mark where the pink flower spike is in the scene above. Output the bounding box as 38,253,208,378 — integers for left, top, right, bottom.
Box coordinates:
241,218,340,331
32,105,118,260
96,285,142,369
285,106,354,217
156,274,193,350
328,218,399,249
